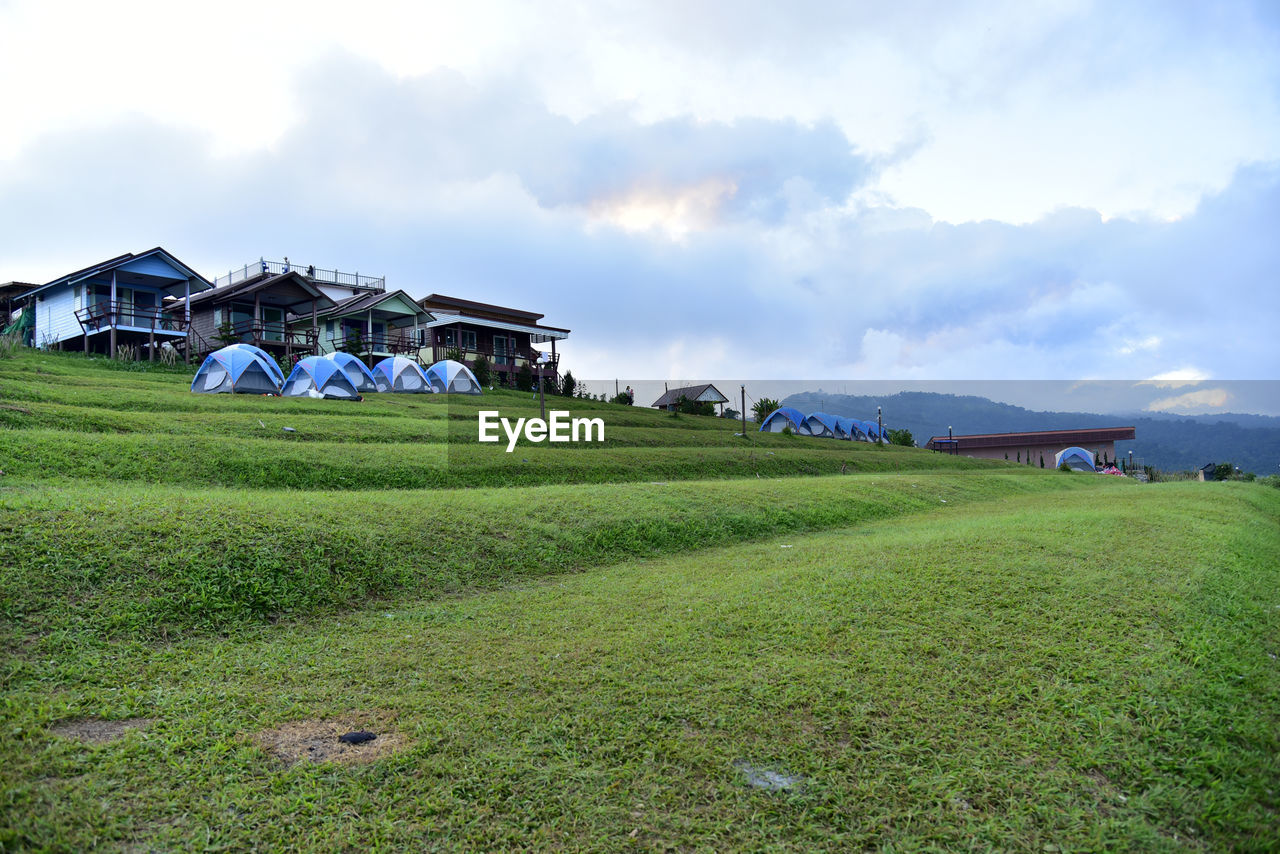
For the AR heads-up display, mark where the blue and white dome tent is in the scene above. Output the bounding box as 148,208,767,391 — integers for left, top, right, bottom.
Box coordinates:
425,359,482,395
1054,446,1097,472
190,346,282,394
225,343,285,385
328,351,379,393
281,356,361,400
758,407,810,433
833,416,859,440
803,412,840,438
372,356,431,393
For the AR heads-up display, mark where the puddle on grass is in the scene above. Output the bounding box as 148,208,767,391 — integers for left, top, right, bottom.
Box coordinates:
50,717,154,744
733,760,804,793
251,712,410,766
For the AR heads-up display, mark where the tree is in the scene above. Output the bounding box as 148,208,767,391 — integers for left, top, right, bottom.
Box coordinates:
887,428,914,447
561,370,577,398
721,407,740,420
751,397,780,424
215,320,239,346
340,329,367,361
471,354,492,387
516,363,534,391
1040,453,1045,468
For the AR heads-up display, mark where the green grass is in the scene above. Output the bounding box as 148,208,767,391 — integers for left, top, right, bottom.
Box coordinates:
1,348,1277,851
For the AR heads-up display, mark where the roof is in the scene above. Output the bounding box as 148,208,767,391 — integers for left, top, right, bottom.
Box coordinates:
652,384,730,407
421,294,543,323
925,426,1136,451
20,247,213,300
423,313,570,342
316,289,428,319
177,271,336,313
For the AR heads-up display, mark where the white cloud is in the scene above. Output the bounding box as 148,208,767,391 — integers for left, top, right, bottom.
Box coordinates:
1145,388,1232,413
1140,369,1212,388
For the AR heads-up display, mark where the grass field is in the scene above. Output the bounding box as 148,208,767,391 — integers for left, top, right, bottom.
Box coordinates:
2,349,1277,851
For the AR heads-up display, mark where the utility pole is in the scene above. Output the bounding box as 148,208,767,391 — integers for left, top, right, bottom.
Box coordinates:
877,406,883,444
537,357,546,421
741,385,747,435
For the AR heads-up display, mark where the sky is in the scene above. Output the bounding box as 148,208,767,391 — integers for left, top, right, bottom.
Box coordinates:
1,0,1278,413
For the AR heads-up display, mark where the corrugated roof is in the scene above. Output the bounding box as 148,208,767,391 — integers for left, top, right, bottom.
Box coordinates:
651,384,729,407
926,426,1136,450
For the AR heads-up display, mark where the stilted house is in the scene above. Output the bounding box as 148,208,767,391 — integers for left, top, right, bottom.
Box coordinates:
417,294,570,385
15,248,212,360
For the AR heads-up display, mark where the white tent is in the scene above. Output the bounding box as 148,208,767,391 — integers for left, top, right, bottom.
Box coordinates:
372,356,431,393
281,356,361,399
425,359,482,394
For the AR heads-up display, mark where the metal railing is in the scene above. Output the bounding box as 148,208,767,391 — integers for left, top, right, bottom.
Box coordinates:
225,319,319,348
75,301,187,333
212,260,385,291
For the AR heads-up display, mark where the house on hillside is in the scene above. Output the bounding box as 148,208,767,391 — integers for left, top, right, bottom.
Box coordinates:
175,270,337,363
313,289,433,366
417,294,570,385
15,248,213,360
652,384,730,413
925,426,1135,467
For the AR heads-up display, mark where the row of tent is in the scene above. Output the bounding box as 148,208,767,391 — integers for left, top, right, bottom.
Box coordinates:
191,344,482,397
758,406,889,442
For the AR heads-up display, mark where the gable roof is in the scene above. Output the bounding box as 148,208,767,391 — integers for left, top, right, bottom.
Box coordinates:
21,247,213,301
421,293,543,323
179,271,336,313
317,289,428,319
652,384,729,407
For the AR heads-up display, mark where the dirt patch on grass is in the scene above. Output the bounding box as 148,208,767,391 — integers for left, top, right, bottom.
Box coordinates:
252,712,410,766
50,717,154,743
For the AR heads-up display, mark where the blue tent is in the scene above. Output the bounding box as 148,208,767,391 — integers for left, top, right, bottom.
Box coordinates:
759,407,809,433
328,351,379,393
833,416,859,440
282,356,360,399
803,412,840,438
1055,446,1097,472
190,346,281,394
425,359,482,395
372,356,431,393
226,343,284,385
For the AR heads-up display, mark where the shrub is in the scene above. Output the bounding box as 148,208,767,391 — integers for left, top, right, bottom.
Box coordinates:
445,345,464,363
0,333,22,359
516,363,534,392
610,392,631,405
887,428,915,447
678,396,714,416
472,354,492,386
561,370,577,398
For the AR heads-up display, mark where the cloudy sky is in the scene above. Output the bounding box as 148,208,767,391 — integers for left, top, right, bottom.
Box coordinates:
2,0,1277,409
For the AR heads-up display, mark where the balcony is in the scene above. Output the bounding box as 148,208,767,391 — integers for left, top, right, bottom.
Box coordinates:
75,301,187,334
213,260,385,291
224,319,319,351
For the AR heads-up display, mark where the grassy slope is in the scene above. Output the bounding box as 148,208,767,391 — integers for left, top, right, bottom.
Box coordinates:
2,349,1277,850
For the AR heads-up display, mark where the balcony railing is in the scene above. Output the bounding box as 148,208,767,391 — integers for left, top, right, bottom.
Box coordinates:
328,335,559,374
213,260,385,291
225,319,319,348
75,301,187,334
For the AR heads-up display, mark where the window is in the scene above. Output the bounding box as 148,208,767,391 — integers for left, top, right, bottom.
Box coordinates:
462,330,476,351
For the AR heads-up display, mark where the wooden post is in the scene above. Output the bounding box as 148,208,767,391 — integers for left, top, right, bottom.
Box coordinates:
254,293,261,343
109,271,117,355
311,300,318,354
184,280,191,364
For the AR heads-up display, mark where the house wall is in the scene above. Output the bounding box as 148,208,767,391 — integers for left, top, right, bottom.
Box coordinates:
33,285,78,346
948,441,1119,466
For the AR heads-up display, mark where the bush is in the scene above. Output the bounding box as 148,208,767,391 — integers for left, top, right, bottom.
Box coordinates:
445,345,464,364
516,363,534,392
887,428,914,447
471,354,492,387
561,370,577,398
610,392,632,405
678,396,715,416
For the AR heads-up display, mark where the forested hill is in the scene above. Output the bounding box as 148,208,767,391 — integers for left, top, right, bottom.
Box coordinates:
781,391,1280,474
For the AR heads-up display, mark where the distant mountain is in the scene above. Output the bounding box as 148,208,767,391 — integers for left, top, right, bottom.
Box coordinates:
781,391,1280,474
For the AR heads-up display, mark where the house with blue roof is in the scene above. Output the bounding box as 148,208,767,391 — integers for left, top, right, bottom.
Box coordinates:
19,248,212,361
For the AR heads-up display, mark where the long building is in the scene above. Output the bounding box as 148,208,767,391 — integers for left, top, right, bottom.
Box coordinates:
925,426,1136,466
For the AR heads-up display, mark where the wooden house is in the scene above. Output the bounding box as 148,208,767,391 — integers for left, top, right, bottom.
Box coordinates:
312,289,433,365
417,294,570,384
16,248,212,360
176,270,336,363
